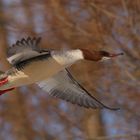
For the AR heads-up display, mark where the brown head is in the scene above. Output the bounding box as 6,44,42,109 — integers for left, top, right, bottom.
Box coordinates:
80,49,124,61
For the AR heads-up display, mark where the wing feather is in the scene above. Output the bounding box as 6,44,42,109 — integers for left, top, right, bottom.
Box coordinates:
7,37,50,65
37,69,119,110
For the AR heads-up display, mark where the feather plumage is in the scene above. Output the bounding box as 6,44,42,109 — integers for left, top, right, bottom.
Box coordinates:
7,37,50,65
37,69,119,110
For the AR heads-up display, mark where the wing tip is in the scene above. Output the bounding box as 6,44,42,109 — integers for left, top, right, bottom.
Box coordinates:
11,36,42,47
7,36,42,57
78,103,120,111
100,105,120,111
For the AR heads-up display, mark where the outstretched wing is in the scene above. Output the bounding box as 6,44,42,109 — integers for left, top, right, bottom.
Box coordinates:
37,69,119,110
7,37,50,65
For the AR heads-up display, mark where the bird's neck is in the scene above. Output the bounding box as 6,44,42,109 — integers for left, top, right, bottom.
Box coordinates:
52,49,84,66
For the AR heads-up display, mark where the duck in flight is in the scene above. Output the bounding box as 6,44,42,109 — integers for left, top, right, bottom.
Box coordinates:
0,37,123,110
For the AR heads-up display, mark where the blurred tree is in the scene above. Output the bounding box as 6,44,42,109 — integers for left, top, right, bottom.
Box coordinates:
0,0,140,140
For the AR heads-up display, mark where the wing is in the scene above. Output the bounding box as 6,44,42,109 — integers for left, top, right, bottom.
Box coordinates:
7,37,50,65
37,69,119,110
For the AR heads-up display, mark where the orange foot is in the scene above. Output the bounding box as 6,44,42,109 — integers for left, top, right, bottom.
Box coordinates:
0,76,8,86
0,77,15,95
0,88,15,95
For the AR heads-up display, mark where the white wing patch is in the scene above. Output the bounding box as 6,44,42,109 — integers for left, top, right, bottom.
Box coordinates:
7,50,40,64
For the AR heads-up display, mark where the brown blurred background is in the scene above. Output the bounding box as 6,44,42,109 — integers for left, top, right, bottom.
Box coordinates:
0,0,140,140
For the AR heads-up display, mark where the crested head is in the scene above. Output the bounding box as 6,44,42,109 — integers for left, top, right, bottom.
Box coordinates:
80,49,124,61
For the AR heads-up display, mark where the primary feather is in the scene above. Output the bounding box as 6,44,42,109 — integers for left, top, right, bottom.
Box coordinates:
37,69,119,110
7,37,50,65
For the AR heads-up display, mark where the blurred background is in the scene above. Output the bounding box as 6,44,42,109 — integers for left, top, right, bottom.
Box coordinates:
0,0,140,140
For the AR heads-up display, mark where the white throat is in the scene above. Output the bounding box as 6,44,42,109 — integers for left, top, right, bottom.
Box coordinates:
52,49,84,66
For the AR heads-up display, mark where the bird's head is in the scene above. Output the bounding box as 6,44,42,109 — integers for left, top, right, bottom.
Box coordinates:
80,49,124,62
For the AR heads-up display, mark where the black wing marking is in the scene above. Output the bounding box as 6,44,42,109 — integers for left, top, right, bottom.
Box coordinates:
7,37,42,57
7,37,51,65
37,69,120,110
15,51,51,70
65,69,120,110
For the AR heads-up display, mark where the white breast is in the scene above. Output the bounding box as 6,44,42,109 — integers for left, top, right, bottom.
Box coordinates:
51,49,84,66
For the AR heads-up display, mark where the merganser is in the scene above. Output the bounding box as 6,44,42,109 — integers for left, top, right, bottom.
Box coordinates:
0,37,123,110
